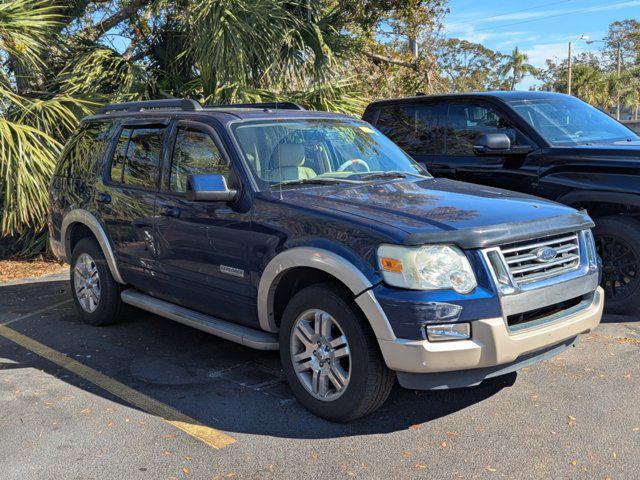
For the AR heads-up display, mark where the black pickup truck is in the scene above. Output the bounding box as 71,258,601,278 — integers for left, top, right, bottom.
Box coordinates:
364,91,640,313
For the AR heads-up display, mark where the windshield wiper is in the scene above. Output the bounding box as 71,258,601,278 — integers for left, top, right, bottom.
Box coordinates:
357,172,407,181
271,178,346,188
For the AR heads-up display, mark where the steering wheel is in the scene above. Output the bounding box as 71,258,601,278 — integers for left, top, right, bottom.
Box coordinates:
337,158,370,173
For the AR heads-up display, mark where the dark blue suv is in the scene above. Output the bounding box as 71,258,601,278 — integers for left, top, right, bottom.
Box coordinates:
49,99,603,421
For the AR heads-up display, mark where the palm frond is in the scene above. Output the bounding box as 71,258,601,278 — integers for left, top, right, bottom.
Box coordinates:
0,117,60,235
0,0,61,66
57,46,153,102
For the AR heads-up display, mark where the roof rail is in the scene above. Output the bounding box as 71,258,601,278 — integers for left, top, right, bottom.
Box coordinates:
206,101,305,111
97,99,203,114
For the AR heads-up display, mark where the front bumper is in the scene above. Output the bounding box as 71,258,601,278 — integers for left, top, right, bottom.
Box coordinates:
377,286,603,375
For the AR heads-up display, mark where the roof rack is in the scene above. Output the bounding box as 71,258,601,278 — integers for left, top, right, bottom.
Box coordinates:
97,99,203,114
206,101,305,111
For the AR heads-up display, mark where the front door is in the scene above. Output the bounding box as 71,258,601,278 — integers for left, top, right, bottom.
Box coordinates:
153,120,256,326
98,122,167,286
432,102,538,194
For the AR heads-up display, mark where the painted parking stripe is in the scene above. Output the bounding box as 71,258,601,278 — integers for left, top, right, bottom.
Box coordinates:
0,323,236,450
1,299,73,326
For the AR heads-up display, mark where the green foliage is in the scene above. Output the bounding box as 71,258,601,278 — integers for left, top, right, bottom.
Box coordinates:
438,39,505,92
499,47,539,91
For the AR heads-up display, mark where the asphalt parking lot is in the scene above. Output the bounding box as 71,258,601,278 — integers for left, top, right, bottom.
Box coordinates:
1,271,638,480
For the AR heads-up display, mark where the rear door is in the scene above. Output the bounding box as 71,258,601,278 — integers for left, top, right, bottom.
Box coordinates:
97,121,167,285
153,119,256,326
374,102,446,170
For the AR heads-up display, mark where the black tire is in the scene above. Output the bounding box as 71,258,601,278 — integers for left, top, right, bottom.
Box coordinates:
279,283,395,422
593,215,640,314
70,237,124,326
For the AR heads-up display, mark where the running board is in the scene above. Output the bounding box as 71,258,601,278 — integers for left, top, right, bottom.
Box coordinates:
120,289,279,350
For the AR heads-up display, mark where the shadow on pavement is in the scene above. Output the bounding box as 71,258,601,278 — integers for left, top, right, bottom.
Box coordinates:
0,278,519,440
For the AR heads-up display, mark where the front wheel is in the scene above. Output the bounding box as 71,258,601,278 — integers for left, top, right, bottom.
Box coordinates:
594,216,640,314
279,283,395,422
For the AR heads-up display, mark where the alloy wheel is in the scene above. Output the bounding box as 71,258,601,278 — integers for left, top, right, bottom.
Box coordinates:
290,309,351,401
74,253,101,313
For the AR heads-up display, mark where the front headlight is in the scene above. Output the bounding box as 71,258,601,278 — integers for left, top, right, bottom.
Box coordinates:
377,244,477,293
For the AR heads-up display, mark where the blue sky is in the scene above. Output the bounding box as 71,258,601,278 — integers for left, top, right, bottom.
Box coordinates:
444,0,640,89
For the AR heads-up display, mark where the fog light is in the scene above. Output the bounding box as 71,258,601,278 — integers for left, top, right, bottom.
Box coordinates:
425,323,471,342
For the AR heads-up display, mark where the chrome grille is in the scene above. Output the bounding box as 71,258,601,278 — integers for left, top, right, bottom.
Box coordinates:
499,232,581,285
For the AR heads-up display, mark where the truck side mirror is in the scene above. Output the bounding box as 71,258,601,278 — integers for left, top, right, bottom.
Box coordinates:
473,133,532,156
186,174,238,202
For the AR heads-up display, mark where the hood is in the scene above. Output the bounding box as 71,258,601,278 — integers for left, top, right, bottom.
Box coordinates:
272,178,581,245
554,142,640,161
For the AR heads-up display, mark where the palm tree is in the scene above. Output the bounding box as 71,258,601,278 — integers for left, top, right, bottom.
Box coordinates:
0,1,91,255
500,46,539,90
619,67,640,120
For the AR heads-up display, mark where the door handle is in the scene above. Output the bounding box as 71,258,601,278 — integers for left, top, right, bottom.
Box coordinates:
160,204,181,218
96,192,111,203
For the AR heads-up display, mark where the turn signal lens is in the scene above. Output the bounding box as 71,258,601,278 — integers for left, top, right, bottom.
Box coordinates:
380,257,403,273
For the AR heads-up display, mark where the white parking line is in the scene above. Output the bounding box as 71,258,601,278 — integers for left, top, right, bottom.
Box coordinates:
1,299,73,327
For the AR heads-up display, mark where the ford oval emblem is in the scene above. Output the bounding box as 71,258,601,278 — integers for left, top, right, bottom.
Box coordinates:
534,246,558,263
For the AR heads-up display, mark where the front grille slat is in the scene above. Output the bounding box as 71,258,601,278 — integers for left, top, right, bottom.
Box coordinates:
499,232,581,285
500,234,578,254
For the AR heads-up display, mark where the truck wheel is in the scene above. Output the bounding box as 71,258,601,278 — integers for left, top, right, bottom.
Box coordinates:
70,237,124,325
594,216,640,314
279,283,395,422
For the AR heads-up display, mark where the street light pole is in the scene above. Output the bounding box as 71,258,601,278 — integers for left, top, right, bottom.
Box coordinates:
616,41,622,120
567,41,572,95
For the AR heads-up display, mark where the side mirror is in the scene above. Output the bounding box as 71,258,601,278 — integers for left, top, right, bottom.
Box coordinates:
186,174,238,202
473,133,532,156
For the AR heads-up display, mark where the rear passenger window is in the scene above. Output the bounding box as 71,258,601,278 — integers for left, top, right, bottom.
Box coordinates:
169,127,228,193
110,127,165,188
55,121,113,179
377,104,445,155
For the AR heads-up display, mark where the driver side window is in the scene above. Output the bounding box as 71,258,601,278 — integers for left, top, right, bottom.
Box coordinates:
444,103,524,155
169,127,228,193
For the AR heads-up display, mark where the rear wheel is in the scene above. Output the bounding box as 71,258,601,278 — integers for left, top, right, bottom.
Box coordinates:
279,283,395,422
594,216,640,314
70,237,124,325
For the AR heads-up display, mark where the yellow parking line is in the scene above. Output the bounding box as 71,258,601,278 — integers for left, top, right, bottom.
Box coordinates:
0,324,236,450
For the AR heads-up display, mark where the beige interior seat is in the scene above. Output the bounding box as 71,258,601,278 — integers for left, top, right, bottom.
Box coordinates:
268,144,317,181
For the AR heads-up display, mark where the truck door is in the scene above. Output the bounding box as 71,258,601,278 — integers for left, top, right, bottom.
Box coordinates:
97,121,167,286
433,101,537,194
375,102,446,172
153,119,257,327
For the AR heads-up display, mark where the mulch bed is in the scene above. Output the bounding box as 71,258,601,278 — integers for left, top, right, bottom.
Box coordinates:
0,258,67,283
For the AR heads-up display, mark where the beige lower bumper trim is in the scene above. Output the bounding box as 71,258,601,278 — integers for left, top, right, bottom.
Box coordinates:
378,287,604,374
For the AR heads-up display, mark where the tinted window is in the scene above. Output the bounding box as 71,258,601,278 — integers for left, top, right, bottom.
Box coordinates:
169,127,228,193
110,127,164,188
55,121,113,179
444,103,520,155
377,104,444,155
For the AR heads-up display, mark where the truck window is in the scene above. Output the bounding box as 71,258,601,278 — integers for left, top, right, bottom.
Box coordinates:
377,104,445,155
55,121,113,179
444,103,520,155
169,127,228,193
110,126,165,189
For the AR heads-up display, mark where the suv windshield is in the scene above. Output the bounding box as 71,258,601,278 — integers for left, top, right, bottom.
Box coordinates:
508,95,639,146
231,118,429,190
